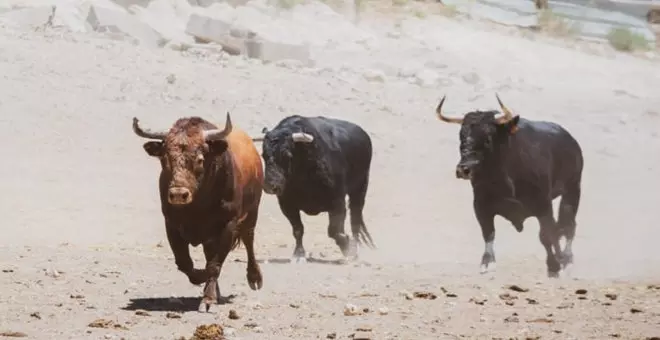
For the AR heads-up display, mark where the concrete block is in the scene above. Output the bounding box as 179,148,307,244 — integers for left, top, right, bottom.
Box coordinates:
187,0,249,7
86,4,165,48
185,13,232,43
245,36,312,65
0,6,55,28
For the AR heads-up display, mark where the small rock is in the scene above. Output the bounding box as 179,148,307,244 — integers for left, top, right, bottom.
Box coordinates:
166,312,182,319
578,296,587,300
0,331,27,338
377,307,389,315
45,268,61,278
630,307,643,314
445,293,458,298
507,284,529,292
135,310,150,316
605,293,618,300
166,74,176,84
344,303,362,316
244,322,259,329
2,269,14,273
504,315,519,323
70,294,84,299
499,293,517,301
461,72,480,85
526,298,538,305
557,302,574,309
228,309,240,320
413,291,437,300
289,303,300,309
356,325,373,332
362,69,386,83
575,289,588,295
505,300,515,306
353,331,372,340
527,317,554,323
88,319,114,329
29,312,41,319
327,332,337,339
469,297,487,305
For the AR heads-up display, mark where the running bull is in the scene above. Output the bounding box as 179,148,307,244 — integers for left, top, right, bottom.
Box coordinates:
132,113,264,311
435,95,583,278
252,115,376,263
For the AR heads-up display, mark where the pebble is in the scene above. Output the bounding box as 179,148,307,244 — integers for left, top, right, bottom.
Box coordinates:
377,307,389,315
228,309,240,320
344,303,363,316
362,69,386,83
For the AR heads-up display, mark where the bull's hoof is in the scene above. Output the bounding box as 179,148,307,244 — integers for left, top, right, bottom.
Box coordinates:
290,256,307,264
247,271,263,291
479,262,496,274
198,298,214,313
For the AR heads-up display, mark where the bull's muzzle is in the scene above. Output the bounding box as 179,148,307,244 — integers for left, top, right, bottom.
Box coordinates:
168,187,193,205
262,182,282,196
455,164,473,180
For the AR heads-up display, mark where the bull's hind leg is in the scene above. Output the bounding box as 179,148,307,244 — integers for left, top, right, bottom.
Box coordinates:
199,227,235,313
328,198,354,259
537,206,562,278
240,208,263,291
557,181,581,269
348,175,376,254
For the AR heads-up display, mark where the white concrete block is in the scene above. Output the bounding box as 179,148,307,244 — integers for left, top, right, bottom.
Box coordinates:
0,6,54,28
245,36,312,65
184,13,232,43
86,4,164,48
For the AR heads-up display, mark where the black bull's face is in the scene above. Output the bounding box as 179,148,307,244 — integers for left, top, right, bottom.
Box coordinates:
435,94,520,180
252,129,315,196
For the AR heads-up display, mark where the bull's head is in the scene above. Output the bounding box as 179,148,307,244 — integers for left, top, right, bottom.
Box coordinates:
252,127,314,196
436,94,520,180
132,114,233,206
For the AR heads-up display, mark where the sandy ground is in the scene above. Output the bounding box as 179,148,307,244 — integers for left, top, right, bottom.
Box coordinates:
1,2,660,339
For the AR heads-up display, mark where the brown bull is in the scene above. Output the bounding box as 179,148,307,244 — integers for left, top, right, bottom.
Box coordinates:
132,113,264,312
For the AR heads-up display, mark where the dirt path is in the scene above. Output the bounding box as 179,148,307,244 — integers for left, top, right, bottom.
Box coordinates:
1,8,660,339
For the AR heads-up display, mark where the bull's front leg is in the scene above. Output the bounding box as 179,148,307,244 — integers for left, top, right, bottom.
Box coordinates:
474,203,496,274
165,222,207,285
198,226,236,313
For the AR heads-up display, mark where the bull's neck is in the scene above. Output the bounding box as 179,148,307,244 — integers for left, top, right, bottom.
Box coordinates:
195,152,237,210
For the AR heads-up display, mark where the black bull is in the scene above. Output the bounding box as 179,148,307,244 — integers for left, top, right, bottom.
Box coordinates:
251,115,376,262
436,95,584,278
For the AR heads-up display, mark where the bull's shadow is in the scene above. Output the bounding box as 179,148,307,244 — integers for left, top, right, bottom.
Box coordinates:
122,294,236,313
233,256,364,266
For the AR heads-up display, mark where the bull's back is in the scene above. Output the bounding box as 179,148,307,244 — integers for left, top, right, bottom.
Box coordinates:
226,127,264,213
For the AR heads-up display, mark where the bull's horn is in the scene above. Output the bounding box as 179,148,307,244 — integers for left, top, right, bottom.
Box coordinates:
291,132,314,143
494,93,514,124
132,117,168,140
252,137,264,142
435,95,463,124
203,112,233,141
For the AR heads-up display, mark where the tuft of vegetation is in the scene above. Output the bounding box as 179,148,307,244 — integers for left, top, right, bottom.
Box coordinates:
537,9,581,38
606,27,651,52
274,0,305,10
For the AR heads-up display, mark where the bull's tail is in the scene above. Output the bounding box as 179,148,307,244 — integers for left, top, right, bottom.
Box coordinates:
356,223,376,249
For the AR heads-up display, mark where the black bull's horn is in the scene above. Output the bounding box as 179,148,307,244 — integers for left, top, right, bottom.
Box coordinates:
132,113,233,141
435,94,515,125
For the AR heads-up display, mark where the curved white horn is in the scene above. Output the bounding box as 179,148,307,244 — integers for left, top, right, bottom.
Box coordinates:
291,132,314,143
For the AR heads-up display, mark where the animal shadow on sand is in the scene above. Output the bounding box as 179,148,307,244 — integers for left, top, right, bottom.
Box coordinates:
233,256,365,266
122,295,236,313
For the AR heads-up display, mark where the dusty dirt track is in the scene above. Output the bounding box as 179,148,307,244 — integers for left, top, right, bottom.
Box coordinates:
1,5,660,339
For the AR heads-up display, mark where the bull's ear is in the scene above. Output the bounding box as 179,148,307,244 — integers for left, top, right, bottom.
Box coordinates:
207,140,229,155
143,141,164,157
505,115,520,134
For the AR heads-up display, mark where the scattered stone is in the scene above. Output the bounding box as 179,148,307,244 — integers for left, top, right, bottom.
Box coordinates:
504,314,519,323
578,296,587,300
469,297,487,305
166,312,182,319
45,268,61,278
602,302,612,306
630,307,643,314
499,293,517,302
356,325,373,332
445,292,458,298
244,322,258,329
135,310,150,316
2,269,13,273
326,332,337,339
575,289,588,295
344,303,362,316
377,307,389,315
413,291,437,300
362,69,386,83
70,294,84,299
289,303,300,309
352,332,372,340
527,317,554,323
605,293,618,300
166,74,176,84
507,284,529,292
526,298,538,305
609,334,621,338
647,284,660,290
228,309,240,320
557,301,574,309
87,318,127,330
0,331,27,338
191,323,224,340
29,312,41,319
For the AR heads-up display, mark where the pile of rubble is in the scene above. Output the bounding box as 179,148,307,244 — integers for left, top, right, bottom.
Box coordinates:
0,0,369,65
